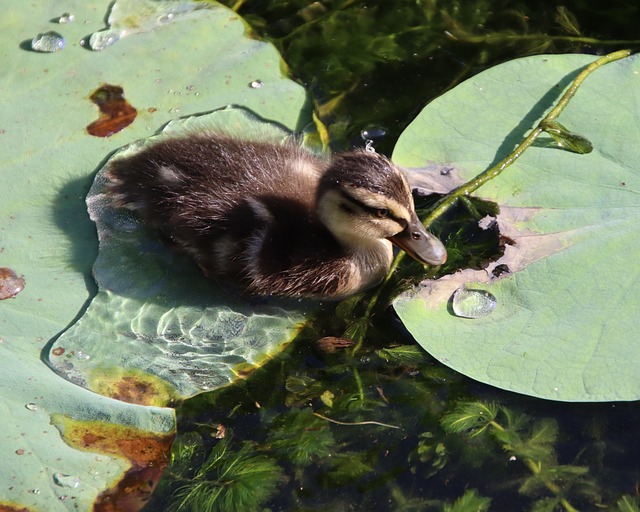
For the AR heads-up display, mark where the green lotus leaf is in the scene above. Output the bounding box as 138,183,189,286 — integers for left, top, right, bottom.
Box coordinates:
0,0,307,509
394,53,640,402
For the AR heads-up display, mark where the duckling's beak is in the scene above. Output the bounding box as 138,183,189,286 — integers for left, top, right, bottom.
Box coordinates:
389,214,447,266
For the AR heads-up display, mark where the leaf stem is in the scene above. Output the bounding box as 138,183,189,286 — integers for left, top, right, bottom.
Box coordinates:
447,30,640,48
422,48,632,229
353,366,365,401
522,458,579,512
312,412,400,429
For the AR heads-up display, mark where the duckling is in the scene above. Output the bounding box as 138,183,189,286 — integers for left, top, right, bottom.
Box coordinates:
106,133,446,299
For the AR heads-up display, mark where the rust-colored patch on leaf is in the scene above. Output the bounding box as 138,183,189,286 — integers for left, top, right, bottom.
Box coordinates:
0,503,31,512
0,267,25,300
89,367,179,407
86,84,137,137
51,414,175,512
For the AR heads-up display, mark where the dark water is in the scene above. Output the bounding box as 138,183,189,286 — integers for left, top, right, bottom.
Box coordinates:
144,2,640,511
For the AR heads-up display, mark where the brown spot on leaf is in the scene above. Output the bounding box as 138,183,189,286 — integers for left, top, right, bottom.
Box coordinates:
86,84,137,137
51,414,175,512
0,505,31,512
88,367,179,407
0,268,25,300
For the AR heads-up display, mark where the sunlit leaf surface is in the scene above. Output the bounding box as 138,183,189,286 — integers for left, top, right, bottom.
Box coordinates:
394,53,640,402
0,0,306,509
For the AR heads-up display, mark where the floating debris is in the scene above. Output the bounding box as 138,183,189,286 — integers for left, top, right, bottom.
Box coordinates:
0,267,25,299
314,336,355,353
31,31,65,53
451,288,497,319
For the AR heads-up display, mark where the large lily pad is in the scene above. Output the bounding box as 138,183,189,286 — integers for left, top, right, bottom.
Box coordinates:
0,0,307,509
394,53,640,402
49,108,311,401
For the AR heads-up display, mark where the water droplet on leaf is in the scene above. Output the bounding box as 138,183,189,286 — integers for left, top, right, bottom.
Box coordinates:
157,13,175,24
25,403,38,411
451,288,497,319
57,13,75,23
249,79,264,89
89,30,121,51
31,31,65,52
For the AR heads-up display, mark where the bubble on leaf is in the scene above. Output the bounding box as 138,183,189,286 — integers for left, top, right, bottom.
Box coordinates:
451,288,496,319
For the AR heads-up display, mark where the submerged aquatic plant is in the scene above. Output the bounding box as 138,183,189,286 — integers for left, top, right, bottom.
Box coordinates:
160,434,283,512
221,0,640,152
149,342,640,511
441,401,598,512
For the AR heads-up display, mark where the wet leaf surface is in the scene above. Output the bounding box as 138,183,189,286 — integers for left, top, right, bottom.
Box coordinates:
0,0,306,509
394,53,640,401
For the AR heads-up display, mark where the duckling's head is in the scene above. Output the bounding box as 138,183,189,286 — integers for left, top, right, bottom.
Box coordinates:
316,150,447,266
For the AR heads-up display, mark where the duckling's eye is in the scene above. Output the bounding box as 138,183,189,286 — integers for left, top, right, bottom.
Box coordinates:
376,208,389,218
